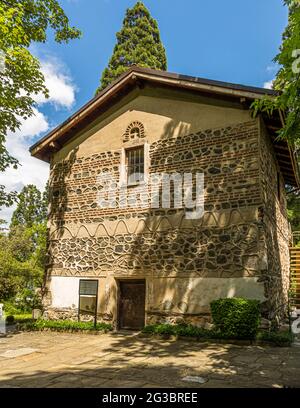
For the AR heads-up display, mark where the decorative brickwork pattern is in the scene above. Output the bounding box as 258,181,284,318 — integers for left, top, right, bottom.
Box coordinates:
44,119,290,326
48,223,261,277
123,121,146,143
49,121,260,223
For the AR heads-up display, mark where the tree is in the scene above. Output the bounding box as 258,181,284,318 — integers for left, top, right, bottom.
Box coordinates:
0,225,45,301
0,241,24,300
252,0,300,143
0,0,81,206
287,182,300,245
97,1,167,92
10,184,48,229
251,1,300,242
0,183,48,302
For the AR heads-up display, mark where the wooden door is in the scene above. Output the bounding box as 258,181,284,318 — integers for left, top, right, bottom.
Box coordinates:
119,280,145,330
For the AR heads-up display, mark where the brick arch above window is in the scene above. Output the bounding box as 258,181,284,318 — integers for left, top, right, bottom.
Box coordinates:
123,121,146,143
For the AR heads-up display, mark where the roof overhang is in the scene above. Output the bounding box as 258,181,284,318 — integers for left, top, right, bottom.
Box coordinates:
29,66,300,187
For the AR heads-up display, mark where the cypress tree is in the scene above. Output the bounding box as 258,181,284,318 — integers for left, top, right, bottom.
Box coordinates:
97,1,167,93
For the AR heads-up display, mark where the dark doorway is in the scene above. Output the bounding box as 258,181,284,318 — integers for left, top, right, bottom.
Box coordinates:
118,280,146,330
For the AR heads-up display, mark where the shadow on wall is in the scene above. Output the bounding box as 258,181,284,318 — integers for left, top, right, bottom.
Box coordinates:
43,93,288,324
123,116,268,324
257,120,289,322
43,147,79,303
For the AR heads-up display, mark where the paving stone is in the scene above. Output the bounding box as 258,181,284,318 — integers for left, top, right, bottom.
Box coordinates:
0,348,39,358
182,376,208,384
71,357,94,365
0,332,299,388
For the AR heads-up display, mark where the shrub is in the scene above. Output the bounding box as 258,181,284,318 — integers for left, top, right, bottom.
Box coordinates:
19,319,113,332
153,324,176,335
14,314,34,324
210,298,261,339
256,330,294,346
142,324,211,338
142,323,293,346
142,325,158,334
2,301,22,316
14,289,42,313
2,290,42,316
6,315,15,325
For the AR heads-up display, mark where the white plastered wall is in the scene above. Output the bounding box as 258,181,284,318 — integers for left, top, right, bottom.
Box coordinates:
50,277,81,309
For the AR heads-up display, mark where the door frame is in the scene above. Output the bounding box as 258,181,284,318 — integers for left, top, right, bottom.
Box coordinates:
116,279,146,330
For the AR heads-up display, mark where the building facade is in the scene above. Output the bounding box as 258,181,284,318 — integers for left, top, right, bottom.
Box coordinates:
30,67,299,329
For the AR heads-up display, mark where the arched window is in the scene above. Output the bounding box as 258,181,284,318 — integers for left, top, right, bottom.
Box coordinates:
130,127,141,139
123,121,145,142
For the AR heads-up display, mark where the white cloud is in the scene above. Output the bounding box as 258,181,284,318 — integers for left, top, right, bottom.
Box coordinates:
0,109,50,224
15,108,49,141
266,64,279,74
0,55,77,224
264,79,274,90
34,59,76,109
263,63,279,90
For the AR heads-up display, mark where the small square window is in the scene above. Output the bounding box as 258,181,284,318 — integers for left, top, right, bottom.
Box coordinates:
78,279,98,316
126,146,145,185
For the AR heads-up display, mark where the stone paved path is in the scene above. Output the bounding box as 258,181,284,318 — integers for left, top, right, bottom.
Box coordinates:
0,331,299,388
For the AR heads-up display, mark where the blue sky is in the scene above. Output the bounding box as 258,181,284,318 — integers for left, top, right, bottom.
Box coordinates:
0,0,288,222
45,0,287,126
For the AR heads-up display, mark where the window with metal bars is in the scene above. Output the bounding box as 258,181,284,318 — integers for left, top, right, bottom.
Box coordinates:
126,146,145,185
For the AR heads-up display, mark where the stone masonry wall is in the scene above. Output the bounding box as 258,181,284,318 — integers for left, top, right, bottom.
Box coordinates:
48,120,260,223
258,119,290,323
44,118,285,326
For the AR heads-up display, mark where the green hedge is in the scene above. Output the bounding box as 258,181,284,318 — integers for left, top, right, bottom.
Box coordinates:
19,319,113,332
142,324,292,346
14,314,33,323
210,298,261,339
5,315,15,325
256,330,294,346
5,314,36,326
2,301,24,316
142,324,211,338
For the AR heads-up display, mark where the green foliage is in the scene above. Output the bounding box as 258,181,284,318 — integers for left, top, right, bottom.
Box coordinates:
14,288,42,312
97,1,167,92
287,187,300,244
251,1,300,143
5,315,14,324
0,183,48,304
256,330,294,346
10,184,48,229
0,227,45,300
5,313,35,325
2,300,23,315
12,313,33,323
142,323,292,346
0,232,26,299
142,324,211,338
210,298,261,339
142,324,175,335
20,319,113,332
0,1,81,205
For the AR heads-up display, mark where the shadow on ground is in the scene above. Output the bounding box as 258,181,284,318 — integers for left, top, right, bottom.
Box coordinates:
0,332,300,388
